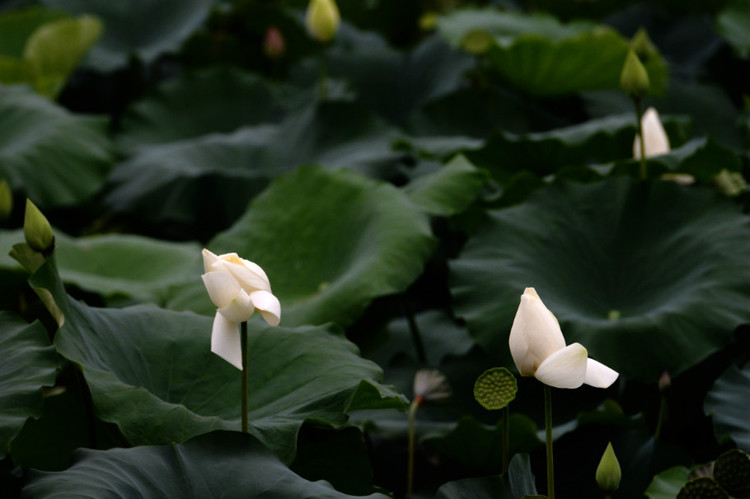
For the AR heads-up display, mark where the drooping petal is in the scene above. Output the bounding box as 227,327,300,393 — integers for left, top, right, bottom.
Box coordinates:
218,289,255,323
210,311,242,370
584,358,619,388
509,287,566,376
201,248,220,273
249,290,281,326
534,342,588,389
202,271,241,309
634,107,670,159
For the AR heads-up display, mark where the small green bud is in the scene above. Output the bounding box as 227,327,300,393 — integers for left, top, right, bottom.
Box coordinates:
620,49,650,98
631,28,657,62
715,169,747,197
596,442,622,493
24,199,55,254
0,180,11,219
658,371,671,392
305,0,340,43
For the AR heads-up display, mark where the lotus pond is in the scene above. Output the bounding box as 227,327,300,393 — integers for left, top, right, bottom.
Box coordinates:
1,0,749,498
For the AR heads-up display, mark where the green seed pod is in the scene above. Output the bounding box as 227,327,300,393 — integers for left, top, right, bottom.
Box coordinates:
713,449,750,498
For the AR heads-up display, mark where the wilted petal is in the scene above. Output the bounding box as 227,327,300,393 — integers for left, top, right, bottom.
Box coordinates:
509,287,566,376
218,289,255,323
413,369,451,403
634,107,670,159
210,312,242,370
534,343,588,389
584,358,619,388
202,271,241,309
249,290,281,326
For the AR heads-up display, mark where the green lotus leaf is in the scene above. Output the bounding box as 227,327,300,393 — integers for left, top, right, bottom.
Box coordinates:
40,0,218,71
22,431,390,499
717,0,750,58
166,166,435,328
705,364,750,453
450,178,750,381
0,85,113,207
645,466,691,499
434,453,538,499
0,312,58,459
117,67,287,154
328,34,474,124
104,101,403,229
26,256,406,464
437,9,667,96
0,228,201,304
405,155,487,216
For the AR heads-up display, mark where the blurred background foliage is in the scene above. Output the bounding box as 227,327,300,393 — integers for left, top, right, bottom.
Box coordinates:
0,0,749,498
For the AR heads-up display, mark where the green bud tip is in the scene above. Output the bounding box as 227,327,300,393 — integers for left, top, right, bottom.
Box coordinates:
631,28,656,61
24,199,55,254
596,442,622,493
620,49,650,98
0,180,11,219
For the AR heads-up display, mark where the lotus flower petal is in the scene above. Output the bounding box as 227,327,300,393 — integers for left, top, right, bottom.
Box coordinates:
534,342,588,389
201,271,241,309
634,107,670,159
584,358,619,388
249,290,281,326
509,287,566,376
210,311,242,370
218,289,255,323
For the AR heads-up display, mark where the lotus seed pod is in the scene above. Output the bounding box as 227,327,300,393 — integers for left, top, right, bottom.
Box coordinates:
713,449,750,498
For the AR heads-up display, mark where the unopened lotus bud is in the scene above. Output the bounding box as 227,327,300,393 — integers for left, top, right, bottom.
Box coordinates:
596,442,622,493
631,28,657,62
263,25,285,59
305,0,340,43
620,49,650,98
658,371,671,392
24,199,54,254
0,180,11,219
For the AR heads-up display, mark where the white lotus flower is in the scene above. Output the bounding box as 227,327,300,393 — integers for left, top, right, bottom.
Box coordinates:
413,369,451,404
508,288,618,389
633,107,670,159
201,249,281,369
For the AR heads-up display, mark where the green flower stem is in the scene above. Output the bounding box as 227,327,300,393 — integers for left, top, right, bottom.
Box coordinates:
502,406,510,474
545,385,555,499
403,296,427,364
635,97,647,180
319,51,329,101
654,393,666,440
241,320,248,434
407,398,421,495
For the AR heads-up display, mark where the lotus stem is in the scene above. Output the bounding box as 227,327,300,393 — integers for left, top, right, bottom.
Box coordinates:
502,405,510,474
545,385,555,499
407,397,421,495
654,393,666,440
241,320,248,433
635,97,647,180
404,296,427,364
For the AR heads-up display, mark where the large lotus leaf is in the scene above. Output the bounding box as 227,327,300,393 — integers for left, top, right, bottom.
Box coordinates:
0,312,58,459
0,85,113,207
166,166,435,327
0,229,201,303
434,453,538,499
405,155,487,217
645,466,691,499
0,8,67,58
117,67,287,153
21,15,102,96
40,0,218,71
104,101,403,228
450,178,750,381
437,9,667,96
704,364,750,452
328,34,474,124
25,255,406,464
717,0,750,58
22,430,390,499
